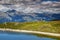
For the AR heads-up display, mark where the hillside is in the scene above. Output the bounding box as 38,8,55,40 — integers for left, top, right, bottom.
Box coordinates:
0,21,60,33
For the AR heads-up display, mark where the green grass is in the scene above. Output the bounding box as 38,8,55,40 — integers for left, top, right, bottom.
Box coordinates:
0,21,60,33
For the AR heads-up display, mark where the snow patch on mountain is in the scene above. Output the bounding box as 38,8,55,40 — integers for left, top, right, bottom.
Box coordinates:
0,11,12,20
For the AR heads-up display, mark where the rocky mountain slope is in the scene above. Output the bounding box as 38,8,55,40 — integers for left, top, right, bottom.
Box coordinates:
0,1,60,23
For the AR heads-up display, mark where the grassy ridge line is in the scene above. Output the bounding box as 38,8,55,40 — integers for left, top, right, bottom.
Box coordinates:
0,21,60,33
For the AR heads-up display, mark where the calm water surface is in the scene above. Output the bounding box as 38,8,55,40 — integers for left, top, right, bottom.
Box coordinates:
0,31,59,40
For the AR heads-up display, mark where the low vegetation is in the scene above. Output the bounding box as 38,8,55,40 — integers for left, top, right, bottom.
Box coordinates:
0,21,60,33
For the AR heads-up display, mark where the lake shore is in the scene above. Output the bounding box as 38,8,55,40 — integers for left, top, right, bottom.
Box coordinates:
0,28,60,37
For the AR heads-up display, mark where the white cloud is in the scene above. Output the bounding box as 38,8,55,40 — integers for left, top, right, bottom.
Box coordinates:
0,1,60,14
15,1,60,14
41,1,53,5
0,5,12,12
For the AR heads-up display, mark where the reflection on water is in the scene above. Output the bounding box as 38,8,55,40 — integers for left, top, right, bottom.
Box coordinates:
0,31,60,40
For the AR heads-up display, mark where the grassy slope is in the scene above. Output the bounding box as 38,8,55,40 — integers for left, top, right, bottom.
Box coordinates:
0,21,60,33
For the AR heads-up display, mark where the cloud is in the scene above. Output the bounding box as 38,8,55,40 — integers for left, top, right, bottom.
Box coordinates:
14,1,60,13
41,1,53,4
0,1,60,14
0,5,12,12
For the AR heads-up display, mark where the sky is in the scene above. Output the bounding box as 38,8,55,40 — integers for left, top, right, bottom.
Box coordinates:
42,0,60,1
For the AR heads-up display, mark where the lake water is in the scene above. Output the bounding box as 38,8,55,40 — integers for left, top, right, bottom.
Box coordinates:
0,31,59,40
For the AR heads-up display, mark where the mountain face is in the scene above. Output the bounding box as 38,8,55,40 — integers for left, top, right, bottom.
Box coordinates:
0,0,60,23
